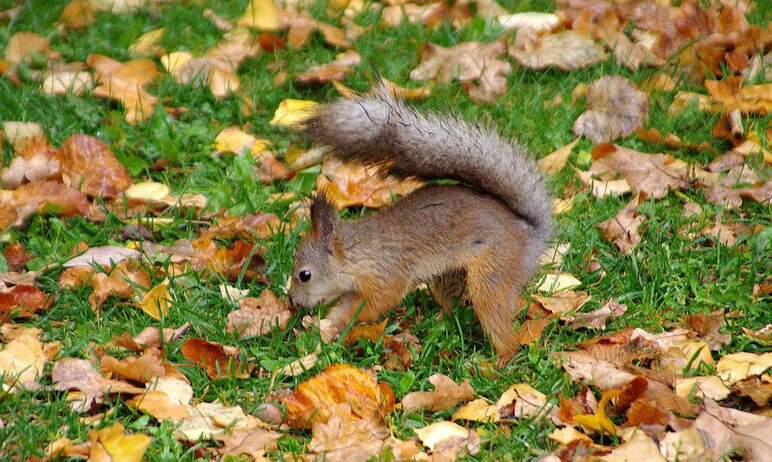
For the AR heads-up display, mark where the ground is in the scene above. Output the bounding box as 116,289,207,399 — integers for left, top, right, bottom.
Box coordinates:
0,0,770,461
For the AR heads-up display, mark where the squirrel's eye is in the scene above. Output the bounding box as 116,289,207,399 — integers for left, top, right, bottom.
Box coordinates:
298,270,312,282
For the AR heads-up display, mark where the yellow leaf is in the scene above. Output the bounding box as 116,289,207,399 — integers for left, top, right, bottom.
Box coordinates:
124,181,171,202
537,272,582,293
717,352,772,385
214,127,272,156
128,27,165,58
138,283,171,320
269,99,318,128
90,423,151,462
160,51,193,76
237,0,281,31
574,389,618,436
538,138,579,175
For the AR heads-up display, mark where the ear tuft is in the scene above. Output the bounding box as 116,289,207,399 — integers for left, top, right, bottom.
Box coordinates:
310,187,338,241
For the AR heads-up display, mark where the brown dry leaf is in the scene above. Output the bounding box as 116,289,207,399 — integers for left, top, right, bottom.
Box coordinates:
100,348,166,383
3,243,29,272
401,374,475,414
1,136,61,188
63,246,139,269
717,352,772,385
282,10,351,49
278,348,320,377
201,213,281,241
128,27,165,58
88,261,151,311
700,219,751,246
295,50,360,87
88,54,160,124
59,134,133,199
180,338,249,380
588,145,690,199
137,282,171,320
174,401,254,441
52,358,144,411
0,325,46,390
415,420,480,460
538,138,579,175
573,76,648,144
0,181,91,231
510,30,607,71
515,317,553,346
684,310,730,350
743,325,772,346
734,376,772,407
343,319,388,346
58,0,96,29
2,121,45,152
410,41,510,104
623,399,669,428
113,323,189,352
0,284,48,322
674,376,731,401
126,388,190,422
705,77,772,114
282,364,395,429
88,422,152,462
600,31,665,71
383,332,420,371
533,291,591,315
565,299,627,330
46,437,91,459
317,156,423,209
598,430,665,462
597,193,646,255
4,32,58,65
218,427,283,459
453,383,552,423
226,289,292,338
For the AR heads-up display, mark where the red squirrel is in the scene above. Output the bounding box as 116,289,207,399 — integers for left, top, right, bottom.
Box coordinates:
287,86,552,364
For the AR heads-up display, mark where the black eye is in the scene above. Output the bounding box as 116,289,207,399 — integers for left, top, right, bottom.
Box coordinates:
298,270,311,282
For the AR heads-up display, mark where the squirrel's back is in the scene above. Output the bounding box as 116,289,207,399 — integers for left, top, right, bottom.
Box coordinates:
302,86,553,240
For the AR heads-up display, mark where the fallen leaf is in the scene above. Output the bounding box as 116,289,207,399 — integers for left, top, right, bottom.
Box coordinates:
52,358,144,411
344,319,387,346
0,325,46,389
317,156,423,209
3,243,29,272
283,364,395,429
41,69,94,96
675,376,731,401
214,126,272,157
573,76,648,144
743,325,772,346
180,338,248,380
295,50,360,87
278,349,320,377
100,348,166,383
415,421,480,459
218,427,283,459
717,352,772,385
705,77,772,114
598,430,665,462
137,282,171,320
537,272,582,293
510,30,607,71
453,383,552,422
410,41,510,103
57,0,97,29
59,134,133,199
1,181,91,231
226,289,292,338
498,12,559,32
4,32,58,65
515,317,553,346
88,54,160,123
574,389,618,436
88,261,151,311
237,0,281,31
128,27,165,58
0,284,48,322
600,31,665,71
734,376,772,407
565,299,627,330
175,401,252,441
114,323,189,352
63,246,139,268
684,310,730,350
269,98,319,128
597,193,646,254
88,423,151,462
401,374,475,414
538,138,579,175
533,291,591,315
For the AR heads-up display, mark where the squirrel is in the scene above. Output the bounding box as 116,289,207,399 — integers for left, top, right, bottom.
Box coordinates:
287,85,553,364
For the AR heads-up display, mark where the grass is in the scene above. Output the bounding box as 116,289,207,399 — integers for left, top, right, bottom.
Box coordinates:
0,0,770,460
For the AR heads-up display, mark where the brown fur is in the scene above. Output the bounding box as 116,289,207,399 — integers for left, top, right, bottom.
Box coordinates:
288,87,552,364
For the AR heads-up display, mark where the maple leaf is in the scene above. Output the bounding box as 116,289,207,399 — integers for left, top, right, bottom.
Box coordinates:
58,134,133,199
401,374,475,414
510,30,608,71
573,76,649,144
88,54,160,124
226,289,292,339
283,364,395,429
410,41,511,103
597,193,647,255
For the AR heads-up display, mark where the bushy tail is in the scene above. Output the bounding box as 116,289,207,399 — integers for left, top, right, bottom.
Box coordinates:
302,86,552,236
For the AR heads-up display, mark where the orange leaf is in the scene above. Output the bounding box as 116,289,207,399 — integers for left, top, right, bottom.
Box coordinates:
180,338,248,380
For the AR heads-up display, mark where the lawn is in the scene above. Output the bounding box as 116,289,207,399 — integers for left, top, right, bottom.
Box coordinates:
0,0,770,460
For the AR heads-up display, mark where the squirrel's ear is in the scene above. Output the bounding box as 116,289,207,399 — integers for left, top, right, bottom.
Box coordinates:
310,191,338,244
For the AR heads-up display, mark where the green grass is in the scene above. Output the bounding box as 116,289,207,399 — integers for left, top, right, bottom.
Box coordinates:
1,0,771,460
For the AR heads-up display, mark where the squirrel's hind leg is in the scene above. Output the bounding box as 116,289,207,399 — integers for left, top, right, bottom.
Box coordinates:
466,252,528,366
428,269,467,317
